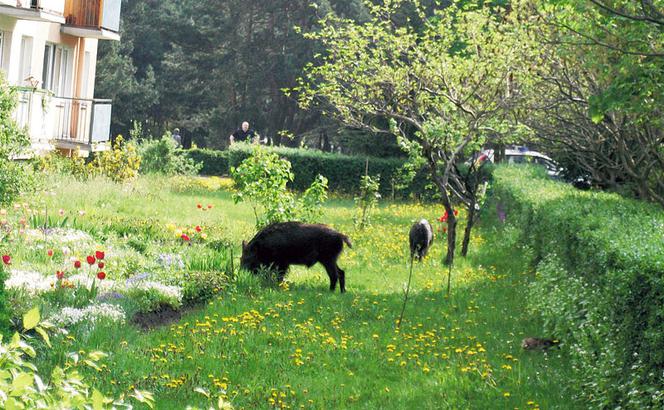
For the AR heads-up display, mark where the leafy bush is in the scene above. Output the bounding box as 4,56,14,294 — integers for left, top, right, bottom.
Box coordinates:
354,174,381,229
488,165,664,409
0,307,154,409
231,145,328,228
139,135,202,175
178,270,228,305
0,74,33,204
89,135,141,182
123,282,183,314
33,150,89,180
195,143,435,198
184,148,230,176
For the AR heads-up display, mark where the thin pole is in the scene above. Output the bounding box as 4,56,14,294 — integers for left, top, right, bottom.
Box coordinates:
397,254,415,329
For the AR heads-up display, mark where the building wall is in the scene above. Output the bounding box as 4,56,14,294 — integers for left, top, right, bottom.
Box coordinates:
0,14,98,99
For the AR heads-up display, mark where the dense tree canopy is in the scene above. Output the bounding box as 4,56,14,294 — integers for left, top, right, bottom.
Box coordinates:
96,0,663,205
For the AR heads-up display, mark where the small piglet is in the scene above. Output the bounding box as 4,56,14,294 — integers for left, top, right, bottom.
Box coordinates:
241,222,352,293
409,219,433,261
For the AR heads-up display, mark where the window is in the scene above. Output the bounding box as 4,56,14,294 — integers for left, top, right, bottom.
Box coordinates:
42,44,71,95
81,51,91,97
42,43,54,90
19,36,34,85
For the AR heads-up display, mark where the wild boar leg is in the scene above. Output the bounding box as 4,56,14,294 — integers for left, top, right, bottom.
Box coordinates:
322,261,339,292
337,264,346,293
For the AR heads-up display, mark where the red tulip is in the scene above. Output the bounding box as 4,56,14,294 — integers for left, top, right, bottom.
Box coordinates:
2,255,11,265
195,226,202,232
207,204,213,209
56,271,65,280
197,204,202,209
95,251,105,260
443,227,447,233
47,249,54,257
74,260,81,269
98,262,105,269
86,255,96,265
181,234,191,241
454,209,459,216
97,271,106,280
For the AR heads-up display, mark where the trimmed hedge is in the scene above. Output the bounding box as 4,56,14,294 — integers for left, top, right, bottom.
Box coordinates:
186,144,436,198
183,148,229,177
489,166,664,408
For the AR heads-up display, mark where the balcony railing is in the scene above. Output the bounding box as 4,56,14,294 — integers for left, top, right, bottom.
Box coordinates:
13,88,111,148
30,0,65,16
0,0,65,22
64,0,120,33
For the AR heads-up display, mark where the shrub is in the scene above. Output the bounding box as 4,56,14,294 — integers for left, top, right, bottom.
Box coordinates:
231,145,328,229
33,150,89,180
139,135,202,175
354,174,381,229
184,148,230,176
178,270,228,305
0,74,33,204
89,135,141,182
214,143,434,198
488,165,664,409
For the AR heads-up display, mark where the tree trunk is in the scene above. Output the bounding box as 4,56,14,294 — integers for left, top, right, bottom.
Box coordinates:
461,198,476,257
444,204,456,266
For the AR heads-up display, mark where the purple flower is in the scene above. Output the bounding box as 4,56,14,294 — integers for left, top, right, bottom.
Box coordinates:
496,202,506,223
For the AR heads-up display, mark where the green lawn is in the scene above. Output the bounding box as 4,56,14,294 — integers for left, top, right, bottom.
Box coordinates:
25,175,579,409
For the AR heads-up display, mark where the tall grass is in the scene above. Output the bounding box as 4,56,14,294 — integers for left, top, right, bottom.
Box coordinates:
25,175,581,409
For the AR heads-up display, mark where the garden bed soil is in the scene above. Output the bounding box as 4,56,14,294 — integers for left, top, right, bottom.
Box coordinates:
131,305,182,330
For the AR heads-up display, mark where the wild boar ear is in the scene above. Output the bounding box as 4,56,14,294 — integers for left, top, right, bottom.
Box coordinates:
242,240,247,250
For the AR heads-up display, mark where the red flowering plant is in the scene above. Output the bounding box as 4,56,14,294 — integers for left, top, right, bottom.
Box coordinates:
437,209,459,238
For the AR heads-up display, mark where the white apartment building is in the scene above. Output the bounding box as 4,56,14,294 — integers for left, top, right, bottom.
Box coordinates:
0,0,121,156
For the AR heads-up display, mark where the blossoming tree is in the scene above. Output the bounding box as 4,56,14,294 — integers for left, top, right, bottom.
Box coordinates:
292,0,536,267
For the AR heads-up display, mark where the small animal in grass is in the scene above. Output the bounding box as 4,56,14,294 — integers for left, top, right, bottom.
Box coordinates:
241,221,352,293
409,219,433,261
522,337,560,350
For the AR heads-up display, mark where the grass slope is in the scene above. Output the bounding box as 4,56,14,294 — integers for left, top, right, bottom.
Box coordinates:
30,176,579,409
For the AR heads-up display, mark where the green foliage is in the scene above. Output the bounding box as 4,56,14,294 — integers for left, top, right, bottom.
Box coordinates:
139,135,202,176
354,174,381,229
184,148,230,176
0,73,33,204
0,308,155,409
124,286,182,314
227,143,431,198
33,151,90,180
97,0,373,147
178,270,228,305
231,146,328,229
490,165,664,408
89,136,142,183
0,258,10,336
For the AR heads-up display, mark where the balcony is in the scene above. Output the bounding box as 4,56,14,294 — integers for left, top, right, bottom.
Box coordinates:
62,0,121,40
13,88,112,154
0,0,66,24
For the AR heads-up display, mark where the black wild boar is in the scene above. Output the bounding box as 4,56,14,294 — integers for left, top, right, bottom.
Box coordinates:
409,219,433,261
241,222,352,293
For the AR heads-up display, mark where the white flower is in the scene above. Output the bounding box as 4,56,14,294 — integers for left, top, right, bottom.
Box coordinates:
51,304,125,327
129,281,183,302
68,274,116,291
5,270,55,295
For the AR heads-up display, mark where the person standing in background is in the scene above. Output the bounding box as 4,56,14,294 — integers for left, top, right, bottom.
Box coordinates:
172,128,182,147
229,121,256,144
